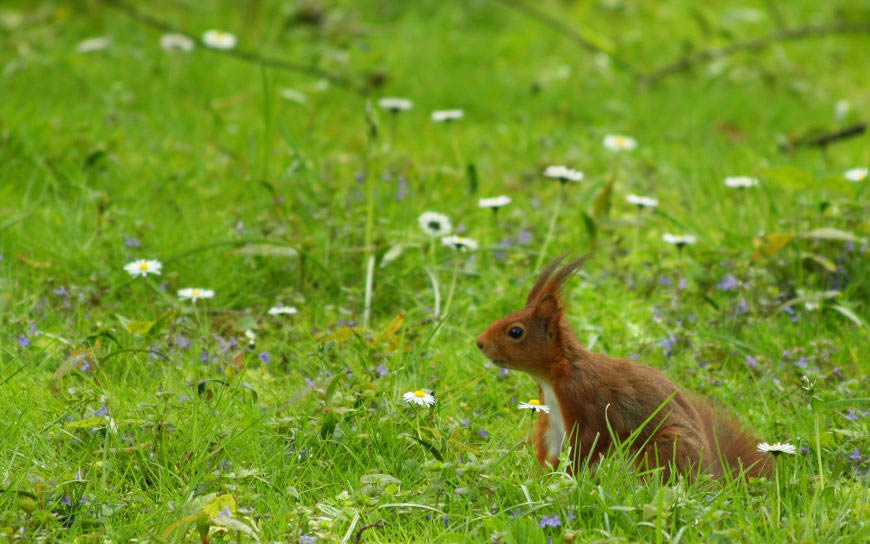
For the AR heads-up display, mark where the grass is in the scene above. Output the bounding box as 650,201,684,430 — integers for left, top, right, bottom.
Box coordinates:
1,0,868,542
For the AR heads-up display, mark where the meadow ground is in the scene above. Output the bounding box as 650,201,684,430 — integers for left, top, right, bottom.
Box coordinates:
1,0,868,542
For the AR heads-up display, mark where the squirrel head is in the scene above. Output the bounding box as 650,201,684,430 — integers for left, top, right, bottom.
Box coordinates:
476,256,587,379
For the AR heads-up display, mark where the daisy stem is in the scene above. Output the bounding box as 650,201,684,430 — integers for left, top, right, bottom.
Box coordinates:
441,258,461,318
774,462,781,525
535,182,564,270
425,266,441,319
363,254,375,329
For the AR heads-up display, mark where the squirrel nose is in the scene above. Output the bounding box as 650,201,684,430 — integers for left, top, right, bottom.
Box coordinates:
475,335,484,351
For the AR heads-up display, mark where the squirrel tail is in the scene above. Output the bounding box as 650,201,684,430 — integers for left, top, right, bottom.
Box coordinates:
694,398,772,478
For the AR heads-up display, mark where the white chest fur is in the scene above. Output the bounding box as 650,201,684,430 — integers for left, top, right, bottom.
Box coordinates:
537,380,566,459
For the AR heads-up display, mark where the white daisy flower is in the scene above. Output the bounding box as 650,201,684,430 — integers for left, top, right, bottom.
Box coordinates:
403,389,436,407
603,134,637,152
431,109,464,122
177,287,215,302
76,37,110,53
418,211,452,237
543,165,584,183
268,304,298,316
442,235,478,251
478,195,511,210
834,99,850,121
757,442,796,456
663,234,697,247
844,167,867,182
202,30,237,50
160,33,195,52
124,259,163,278
518,399,550,413
378,97,413,113
725,176,759,189
626,194,659,209
244,329,257,348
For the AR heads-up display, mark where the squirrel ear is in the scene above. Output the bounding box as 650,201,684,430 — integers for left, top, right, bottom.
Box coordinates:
534,293,561,337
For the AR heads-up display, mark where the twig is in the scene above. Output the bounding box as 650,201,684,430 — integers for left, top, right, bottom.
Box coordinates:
641,20,870,86
491,0,636,75
779,122,867,152
353,520,384,544
97,0,364,94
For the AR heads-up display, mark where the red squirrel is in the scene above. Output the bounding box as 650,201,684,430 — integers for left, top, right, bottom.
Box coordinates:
475,257,770,480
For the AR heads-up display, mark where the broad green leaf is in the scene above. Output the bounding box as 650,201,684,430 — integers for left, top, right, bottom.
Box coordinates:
202,494,236,519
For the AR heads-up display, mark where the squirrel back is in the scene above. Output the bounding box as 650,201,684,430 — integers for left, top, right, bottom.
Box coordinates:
475,257,771,479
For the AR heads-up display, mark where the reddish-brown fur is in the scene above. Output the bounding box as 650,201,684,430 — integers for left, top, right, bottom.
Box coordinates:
476,257,770,480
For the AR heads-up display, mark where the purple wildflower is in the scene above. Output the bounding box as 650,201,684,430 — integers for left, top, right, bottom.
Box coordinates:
516,229,533,244
396,176,408,201
80,359,92,372
200,350,210,362
499,367,510,378
745,355,758,368
175,335,191,348
304,378,316,387
17,334,30,348
737,297,748,315
479,429,489,439
93,405,108,417
179,394,189,402
538,514,561,528
783,306,798,322
460,418,470,426
53,285,69,297
659,276,672,287
443,515,449,528
848,448,862,461
218,506,232,518
259,352,271,364
299,535,318,544
61,495,72,506
335,320,356,328
375,364,389,377
124,236,141,248
795,357,809,369
659,336,677,357
219,459,233,472
717,274,739,291
510,508,522,518
677,278,688,290
845,409,861,421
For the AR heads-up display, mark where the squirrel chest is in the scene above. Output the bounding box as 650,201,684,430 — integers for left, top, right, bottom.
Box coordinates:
536,379,566,460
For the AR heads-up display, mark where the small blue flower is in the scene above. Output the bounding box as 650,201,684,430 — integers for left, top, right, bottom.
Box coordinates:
795,357,809,369
538,514,561,528
61,495,72,506
218,505,232,518
658,336,677,357
737,297,748,315
17,334,30,348
93,405,108,417
848,448,862,461
375,364,389,377
124,235,141,248
717,274,738,291
299,535,318,544
175,335,191,348
745,355,758,368
479,429,489,439
259,351,271,364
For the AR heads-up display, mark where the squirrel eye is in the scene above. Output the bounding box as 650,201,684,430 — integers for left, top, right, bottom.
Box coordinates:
508,326,525,339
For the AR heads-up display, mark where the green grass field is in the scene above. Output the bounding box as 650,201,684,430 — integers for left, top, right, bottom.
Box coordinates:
1,0,868,542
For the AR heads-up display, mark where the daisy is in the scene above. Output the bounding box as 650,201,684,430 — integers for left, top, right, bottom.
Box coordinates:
403,389,436,407
268,304,298,316
202,30,237,50
442,235,478,251
757,442,796,456
76,37,110,53
663,234,697,248
844,167,868,182
378,97,413,113
626,194,659,209
478,195,511,211
244,329,257,348
603,134,637,152
177,287,215,302
160,33,195,52
431,109,464,122
418,211,452,237
518,399,550,414
124,259,163,278
543,165,584,183
724,176,759,189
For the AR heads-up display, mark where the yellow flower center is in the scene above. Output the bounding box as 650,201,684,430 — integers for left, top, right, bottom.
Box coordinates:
529,399,540,405
192,289,201,296
414,390,426,398
139,263,148,271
